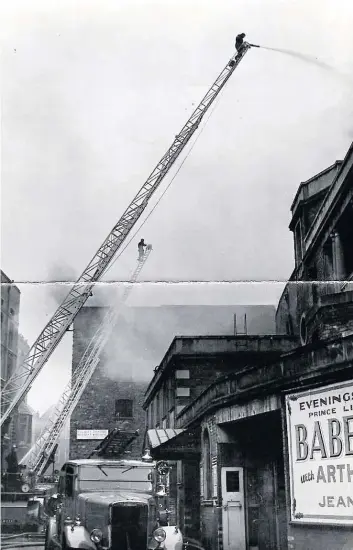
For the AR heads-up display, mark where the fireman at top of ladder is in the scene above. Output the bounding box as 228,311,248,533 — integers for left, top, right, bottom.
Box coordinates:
235,33,246,53
138,238,147,261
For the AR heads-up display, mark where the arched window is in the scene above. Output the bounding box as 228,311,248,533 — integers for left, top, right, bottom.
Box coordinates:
203,429,212,499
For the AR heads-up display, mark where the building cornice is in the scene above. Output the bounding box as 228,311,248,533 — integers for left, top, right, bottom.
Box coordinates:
176,333,353,429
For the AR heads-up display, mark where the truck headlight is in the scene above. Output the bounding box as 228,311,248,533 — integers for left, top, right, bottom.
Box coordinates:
153,528,166,542
90,529,103,544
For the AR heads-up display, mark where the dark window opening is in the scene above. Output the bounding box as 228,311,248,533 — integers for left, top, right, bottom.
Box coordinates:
311,330,320,344
9,308,15,316
285,315,294,336
312,282,318,304
294,220,303,266
58,472,65,495
115,399,133,419
226,471,240,492
300,315,307,346
307,263,317,281
323,238,334,280
337,204,353,278
65,466,75,497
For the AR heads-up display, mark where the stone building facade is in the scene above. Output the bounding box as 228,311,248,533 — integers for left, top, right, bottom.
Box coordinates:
143,142,353,550
276,144,353,342
1,271,20,387
143,335,297,541
1,271,33,464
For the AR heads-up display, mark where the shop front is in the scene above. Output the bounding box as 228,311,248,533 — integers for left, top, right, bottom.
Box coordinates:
199,379,353,550
199,395,287,550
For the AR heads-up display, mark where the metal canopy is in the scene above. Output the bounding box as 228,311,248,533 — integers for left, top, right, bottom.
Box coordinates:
146,428,200,458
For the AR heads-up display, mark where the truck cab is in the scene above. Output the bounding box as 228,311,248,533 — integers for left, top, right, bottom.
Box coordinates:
45,458,183,550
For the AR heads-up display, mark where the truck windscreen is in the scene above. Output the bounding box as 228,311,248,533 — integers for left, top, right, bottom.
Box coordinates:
78,465,153,492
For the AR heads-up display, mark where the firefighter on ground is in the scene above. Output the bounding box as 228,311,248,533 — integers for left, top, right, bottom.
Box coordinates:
138,238,147,260
235,33,246,53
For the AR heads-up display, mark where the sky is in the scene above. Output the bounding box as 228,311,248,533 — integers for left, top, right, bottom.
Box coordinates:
1,0,353,413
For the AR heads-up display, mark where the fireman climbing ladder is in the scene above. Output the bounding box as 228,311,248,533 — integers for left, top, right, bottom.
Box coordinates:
1,41,254,427
20,246,152,475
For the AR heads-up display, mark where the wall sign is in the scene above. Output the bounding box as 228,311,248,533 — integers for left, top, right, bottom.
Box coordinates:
286,380,353,525
77,429,108,440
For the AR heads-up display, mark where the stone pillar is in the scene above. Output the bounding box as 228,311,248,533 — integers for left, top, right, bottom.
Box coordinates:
331,231,345,281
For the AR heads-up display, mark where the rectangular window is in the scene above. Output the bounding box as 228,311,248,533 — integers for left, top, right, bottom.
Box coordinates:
226,470,240,492
176,387,190,397
162,417,167,429
115,399,133,419
176,370,190,379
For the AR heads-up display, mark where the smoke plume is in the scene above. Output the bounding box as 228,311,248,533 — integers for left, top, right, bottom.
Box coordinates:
45,262,77,306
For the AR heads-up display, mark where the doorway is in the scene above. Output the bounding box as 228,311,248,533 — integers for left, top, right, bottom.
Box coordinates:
220,411,287,550
221,467,246,550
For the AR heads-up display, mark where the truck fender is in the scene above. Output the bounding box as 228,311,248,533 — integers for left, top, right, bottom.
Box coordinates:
162,526,183,550
64,525,97,550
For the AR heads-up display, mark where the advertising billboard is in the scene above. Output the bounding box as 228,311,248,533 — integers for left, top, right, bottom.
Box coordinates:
286,380,353,525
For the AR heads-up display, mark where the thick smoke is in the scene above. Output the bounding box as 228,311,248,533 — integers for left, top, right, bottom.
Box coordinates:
45,262,77,306
96,304,276,383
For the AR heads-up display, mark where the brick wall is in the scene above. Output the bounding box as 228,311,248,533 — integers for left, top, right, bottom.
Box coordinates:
69,308,148,460
200,505,220,550
70,369,147,459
